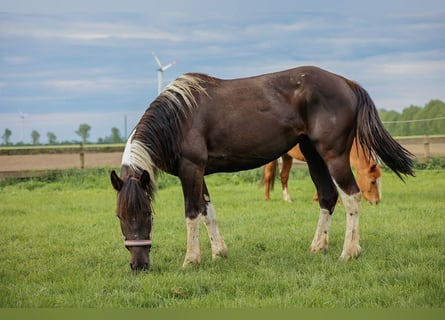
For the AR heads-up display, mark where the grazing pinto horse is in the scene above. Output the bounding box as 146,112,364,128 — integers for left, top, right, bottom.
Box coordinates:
262,139,382,204
110,66,414,271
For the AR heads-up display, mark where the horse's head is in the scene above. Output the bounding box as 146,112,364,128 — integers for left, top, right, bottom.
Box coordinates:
356,163,381,205
110,169,153,271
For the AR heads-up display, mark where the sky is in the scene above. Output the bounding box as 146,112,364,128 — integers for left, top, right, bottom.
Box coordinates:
0,0,444,144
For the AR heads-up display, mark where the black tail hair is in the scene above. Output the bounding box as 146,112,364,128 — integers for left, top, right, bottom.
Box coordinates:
349,81,415,180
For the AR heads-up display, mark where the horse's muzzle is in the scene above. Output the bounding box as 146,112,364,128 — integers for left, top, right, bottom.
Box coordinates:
130,261,149,271
124,239,151,271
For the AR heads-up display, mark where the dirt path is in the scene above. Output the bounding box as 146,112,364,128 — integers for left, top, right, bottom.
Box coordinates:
0,152,122,178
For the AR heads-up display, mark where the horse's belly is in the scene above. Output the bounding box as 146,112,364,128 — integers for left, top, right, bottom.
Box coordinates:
204,155,271,174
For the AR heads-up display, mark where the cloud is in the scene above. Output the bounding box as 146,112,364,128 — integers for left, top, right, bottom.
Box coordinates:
43,78,150,93
1,15,184,43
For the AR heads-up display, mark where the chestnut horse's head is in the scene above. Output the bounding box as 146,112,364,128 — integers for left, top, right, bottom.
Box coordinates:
110,169,153,271
356,163,381,205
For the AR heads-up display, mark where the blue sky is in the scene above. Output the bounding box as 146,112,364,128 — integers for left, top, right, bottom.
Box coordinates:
1,0,444,144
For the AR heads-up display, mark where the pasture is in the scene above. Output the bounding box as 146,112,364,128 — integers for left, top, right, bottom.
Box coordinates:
0,167,443,308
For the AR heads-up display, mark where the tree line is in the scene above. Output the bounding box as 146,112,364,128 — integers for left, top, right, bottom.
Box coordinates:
0,123,125,146
1,99,444,146
379,99,445,136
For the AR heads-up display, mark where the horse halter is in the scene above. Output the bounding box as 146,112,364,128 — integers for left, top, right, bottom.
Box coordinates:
124,239,152,247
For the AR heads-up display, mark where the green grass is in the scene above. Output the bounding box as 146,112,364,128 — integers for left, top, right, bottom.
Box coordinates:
0,167,443,308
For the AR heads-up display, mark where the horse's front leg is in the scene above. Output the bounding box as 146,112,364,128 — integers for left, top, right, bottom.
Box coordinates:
184,214,201,267
201,181,228,259
179,163,206,268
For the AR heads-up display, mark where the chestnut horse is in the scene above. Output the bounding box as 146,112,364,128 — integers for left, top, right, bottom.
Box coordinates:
110,66,414,271
262,138,382,204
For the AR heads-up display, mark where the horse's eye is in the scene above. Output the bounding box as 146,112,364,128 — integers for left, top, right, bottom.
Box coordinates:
371,181,376,185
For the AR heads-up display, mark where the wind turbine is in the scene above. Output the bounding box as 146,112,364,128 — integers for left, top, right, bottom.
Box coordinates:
152,51,176,94
19,110,28,143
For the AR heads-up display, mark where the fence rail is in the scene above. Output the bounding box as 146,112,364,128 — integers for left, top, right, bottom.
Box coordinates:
0,137,444,179
0,144,124,156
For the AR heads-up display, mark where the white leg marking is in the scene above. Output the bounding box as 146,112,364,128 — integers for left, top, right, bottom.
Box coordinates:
339,191,362,260
182,216,201,267
310,208,332,253
201,202,228,259
282,186,292,202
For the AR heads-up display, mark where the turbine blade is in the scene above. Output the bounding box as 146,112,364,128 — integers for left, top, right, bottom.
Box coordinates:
161,60,176,71
151,51,162,68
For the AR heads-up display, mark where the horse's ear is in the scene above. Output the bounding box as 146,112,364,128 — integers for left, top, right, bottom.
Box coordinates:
140,170,151,190
110,170,123,191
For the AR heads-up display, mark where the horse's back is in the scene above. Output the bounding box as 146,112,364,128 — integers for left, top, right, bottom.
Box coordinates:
183,66,359,174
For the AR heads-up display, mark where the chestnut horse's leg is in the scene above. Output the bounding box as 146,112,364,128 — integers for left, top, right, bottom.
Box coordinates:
280,153,293,202
263,160,277,200
201,180,228,260
299,138,338,253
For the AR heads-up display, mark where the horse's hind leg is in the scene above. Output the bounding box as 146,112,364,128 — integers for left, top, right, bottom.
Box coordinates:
263,160,277,200
327,158,362,260
201,180,228,260
339,190,361,260
299,138,338,253
280,154,293,202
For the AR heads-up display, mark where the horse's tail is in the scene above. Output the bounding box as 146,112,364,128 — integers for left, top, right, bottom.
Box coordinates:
259,160,278,190
349,81,415,180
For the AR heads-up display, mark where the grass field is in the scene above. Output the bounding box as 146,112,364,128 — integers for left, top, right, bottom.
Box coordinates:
0,167,443,308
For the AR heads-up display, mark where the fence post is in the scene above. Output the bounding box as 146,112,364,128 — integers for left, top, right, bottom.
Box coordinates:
423,135,430,159
79,143,85,169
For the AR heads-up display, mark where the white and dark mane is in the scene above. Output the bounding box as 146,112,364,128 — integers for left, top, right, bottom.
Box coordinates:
121,73,210,192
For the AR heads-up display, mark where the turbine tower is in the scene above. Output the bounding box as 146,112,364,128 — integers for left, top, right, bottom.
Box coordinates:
19,110,28,143
152,51,176,94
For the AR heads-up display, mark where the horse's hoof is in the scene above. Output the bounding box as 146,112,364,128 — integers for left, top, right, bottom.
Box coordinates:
340,245,362,260
212,248,228,260
182,256,201,268
310,244,328,254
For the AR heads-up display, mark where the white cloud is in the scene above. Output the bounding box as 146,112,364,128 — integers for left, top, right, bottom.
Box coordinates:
43,78,150,93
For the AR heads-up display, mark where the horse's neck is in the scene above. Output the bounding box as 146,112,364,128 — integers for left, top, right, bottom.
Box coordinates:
287,144,306,161
350,139,375,172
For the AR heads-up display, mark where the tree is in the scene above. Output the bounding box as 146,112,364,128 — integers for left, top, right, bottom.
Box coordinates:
1,128,12,145
31,130,40,145
109,127,123,144
47,132,57,145
75,123,91,144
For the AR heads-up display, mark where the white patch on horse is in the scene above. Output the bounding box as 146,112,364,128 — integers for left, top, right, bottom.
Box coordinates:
338,189,362,260
201,201,228,259
282,186,292,202
122,130,156,180
310,208,332,253
183,216,201,267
